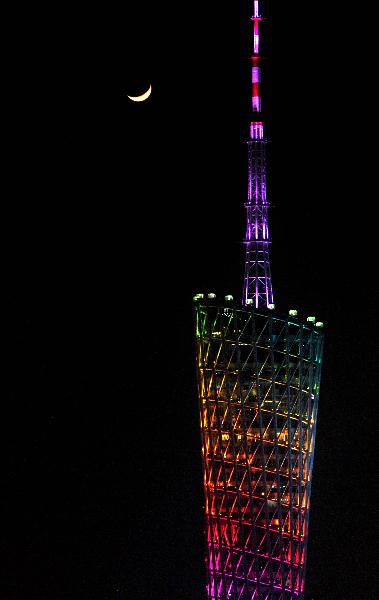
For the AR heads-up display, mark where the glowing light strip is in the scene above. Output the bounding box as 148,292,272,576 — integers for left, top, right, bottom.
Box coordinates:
254,19,260,54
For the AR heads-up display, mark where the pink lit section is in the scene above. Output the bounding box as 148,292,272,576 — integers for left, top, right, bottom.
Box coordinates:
253,20,260,54
250,122,264,139
252,96,261,112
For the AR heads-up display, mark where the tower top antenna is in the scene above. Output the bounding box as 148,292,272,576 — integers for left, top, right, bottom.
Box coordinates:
242,0,274,308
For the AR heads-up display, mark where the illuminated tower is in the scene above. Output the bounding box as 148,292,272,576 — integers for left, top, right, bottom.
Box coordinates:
194,2,324,599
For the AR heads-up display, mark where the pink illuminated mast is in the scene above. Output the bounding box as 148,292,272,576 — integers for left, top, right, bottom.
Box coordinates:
243,0,274,308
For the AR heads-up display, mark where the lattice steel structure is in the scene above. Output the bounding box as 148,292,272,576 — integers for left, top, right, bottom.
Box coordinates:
195,303,323,599
243,0,273,309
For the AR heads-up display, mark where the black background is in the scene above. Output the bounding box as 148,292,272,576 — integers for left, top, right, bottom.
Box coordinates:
2,1,377,599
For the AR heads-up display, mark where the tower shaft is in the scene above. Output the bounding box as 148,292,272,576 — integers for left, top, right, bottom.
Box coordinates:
243,1,273,308
195,303,324,600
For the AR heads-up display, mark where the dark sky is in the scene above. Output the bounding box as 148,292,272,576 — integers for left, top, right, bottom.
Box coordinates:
2,1,377,599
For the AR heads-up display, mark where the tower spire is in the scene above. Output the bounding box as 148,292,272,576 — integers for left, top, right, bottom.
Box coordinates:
243,0,274,308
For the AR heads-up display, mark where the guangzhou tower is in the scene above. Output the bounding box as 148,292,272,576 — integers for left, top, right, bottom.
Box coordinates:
193,2,324,599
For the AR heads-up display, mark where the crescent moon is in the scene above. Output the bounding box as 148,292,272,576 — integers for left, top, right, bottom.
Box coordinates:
127,85,152,102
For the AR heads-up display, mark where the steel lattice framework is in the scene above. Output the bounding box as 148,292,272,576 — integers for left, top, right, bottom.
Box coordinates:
244,138,273,308
195,303,324,599
243,0,273,309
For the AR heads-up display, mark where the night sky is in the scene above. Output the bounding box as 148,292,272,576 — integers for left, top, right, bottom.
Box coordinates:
2,1,377,599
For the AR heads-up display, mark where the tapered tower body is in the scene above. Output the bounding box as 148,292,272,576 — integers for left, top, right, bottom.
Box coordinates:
195,303,323,599
194,3,324,599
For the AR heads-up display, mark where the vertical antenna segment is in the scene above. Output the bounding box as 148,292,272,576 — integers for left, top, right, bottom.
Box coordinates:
243,0,274,308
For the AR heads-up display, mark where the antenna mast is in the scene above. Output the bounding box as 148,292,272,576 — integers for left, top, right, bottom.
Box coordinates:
243,0,274,308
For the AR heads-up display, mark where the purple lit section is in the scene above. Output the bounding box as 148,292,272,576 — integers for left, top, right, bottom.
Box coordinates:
243,138,273,308
252,66,261,83
252,96,261,112
250,121,264,139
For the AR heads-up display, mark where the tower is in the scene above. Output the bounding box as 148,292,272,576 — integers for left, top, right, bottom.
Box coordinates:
194,2,324,599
